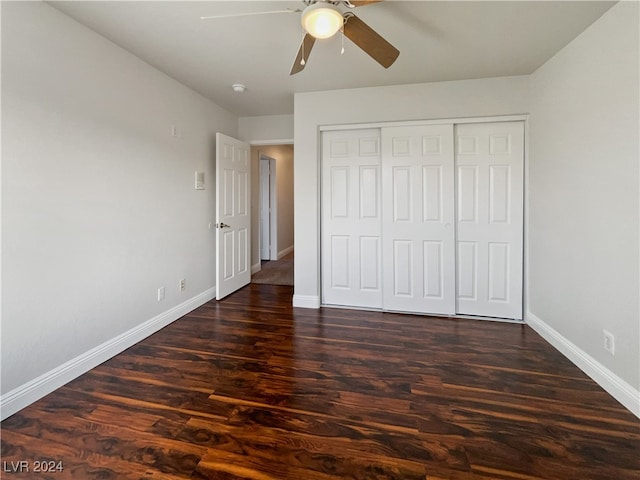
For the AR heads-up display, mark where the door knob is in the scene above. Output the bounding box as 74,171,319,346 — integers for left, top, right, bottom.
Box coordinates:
216,222,231,229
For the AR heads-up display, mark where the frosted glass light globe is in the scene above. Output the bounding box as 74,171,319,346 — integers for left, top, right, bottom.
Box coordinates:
301,4,343,39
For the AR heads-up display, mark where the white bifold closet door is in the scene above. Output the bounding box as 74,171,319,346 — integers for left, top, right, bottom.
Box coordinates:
322,129,382,308
381,124,456,314
455,122,524,319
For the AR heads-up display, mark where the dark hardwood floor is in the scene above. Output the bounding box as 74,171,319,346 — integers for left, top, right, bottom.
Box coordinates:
2,284,639,479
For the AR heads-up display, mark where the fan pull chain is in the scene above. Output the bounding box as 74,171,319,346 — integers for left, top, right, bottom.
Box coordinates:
341,26,345,54
301,30,306,65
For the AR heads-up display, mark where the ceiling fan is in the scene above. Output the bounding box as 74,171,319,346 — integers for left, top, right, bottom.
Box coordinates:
201,1,399,75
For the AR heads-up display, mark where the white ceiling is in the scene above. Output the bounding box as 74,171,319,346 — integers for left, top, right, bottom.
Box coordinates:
49,1,615,117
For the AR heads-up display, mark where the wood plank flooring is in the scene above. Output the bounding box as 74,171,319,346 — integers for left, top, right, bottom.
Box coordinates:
2,284,638,479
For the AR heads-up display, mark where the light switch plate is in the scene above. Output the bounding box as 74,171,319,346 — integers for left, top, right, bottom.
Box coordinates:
195,171,205,190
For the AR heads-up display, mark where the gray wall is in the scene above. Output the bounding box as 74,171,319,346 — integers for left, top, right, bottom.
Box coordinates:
1,2,237,408
528,2,639,391
293,76,530,306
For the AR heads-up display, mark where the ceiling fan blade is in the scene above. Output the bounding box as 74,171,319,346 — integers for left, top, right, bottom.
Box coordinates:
200,9,300,20
343,14,399,68
349,1,383,6
290,34,316,75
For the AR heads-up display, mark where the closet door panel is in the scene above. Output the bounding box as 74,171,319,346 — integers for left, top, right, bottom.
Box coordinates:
382,124,456,314
423,166,443,222
423,240,444,298
393,240,414,296
457,241,478,300
322,129,382,308
392,167,412,222
455,122,524,319
360,236,380,291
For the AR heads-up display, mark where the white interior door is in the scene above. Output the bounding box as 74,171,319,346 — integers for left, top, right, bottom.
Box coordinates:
455,122,524,319
381,124,456,314
216,132,251,300
260,158,270,260
321,129,382,308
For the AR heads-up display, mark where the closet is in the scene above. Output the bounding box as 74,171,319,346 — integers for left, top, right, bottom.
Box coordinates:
321,120,524,320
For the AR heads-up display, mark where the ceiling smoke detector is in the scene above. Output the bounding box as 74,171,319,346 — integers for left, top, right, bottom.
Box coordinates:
232,83,247,93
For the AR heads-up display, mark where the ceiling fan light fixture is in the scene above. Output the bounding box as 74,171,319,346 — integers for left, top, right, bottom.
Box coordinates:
301,3,343,39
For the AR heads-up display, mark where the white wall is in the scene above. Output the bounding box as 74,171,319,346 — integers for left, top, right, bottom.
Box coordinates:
239,114,294,144
528,1,639,410
1,2,237,417
293,76,529,307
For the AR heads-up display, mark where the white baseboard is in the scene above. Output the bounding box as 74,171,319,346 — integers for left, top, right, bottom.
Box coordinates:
0,287,217,421
251,262,261,274
526,312,640,419
277,245,294,260
292,294,320,309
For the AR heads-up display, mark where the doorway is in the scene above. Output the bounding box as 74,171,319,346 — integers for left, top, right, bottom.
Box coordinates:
251,144,295,286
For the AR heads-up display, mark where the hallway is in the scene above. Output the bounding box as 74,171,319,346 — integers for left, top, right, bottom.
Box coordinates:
251,252,293,286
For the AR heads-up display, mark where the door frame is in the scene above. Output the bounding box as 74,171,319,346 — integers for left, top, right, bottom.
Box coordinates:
318,114,529,322
247,140,294,277
259,154,278,261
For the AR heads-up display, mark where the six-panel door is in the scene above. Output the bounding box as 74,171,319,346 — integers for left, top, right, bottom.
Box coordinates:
321,121,524,320
322,129,383,308
455,122,524,319
381,124,456,315
216,132,251,300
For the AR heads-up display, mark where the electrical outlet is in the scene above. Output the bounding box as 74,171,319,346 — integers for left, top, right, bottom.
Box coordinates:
179,279,186,292
603,330,615,355
157,287,165,302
